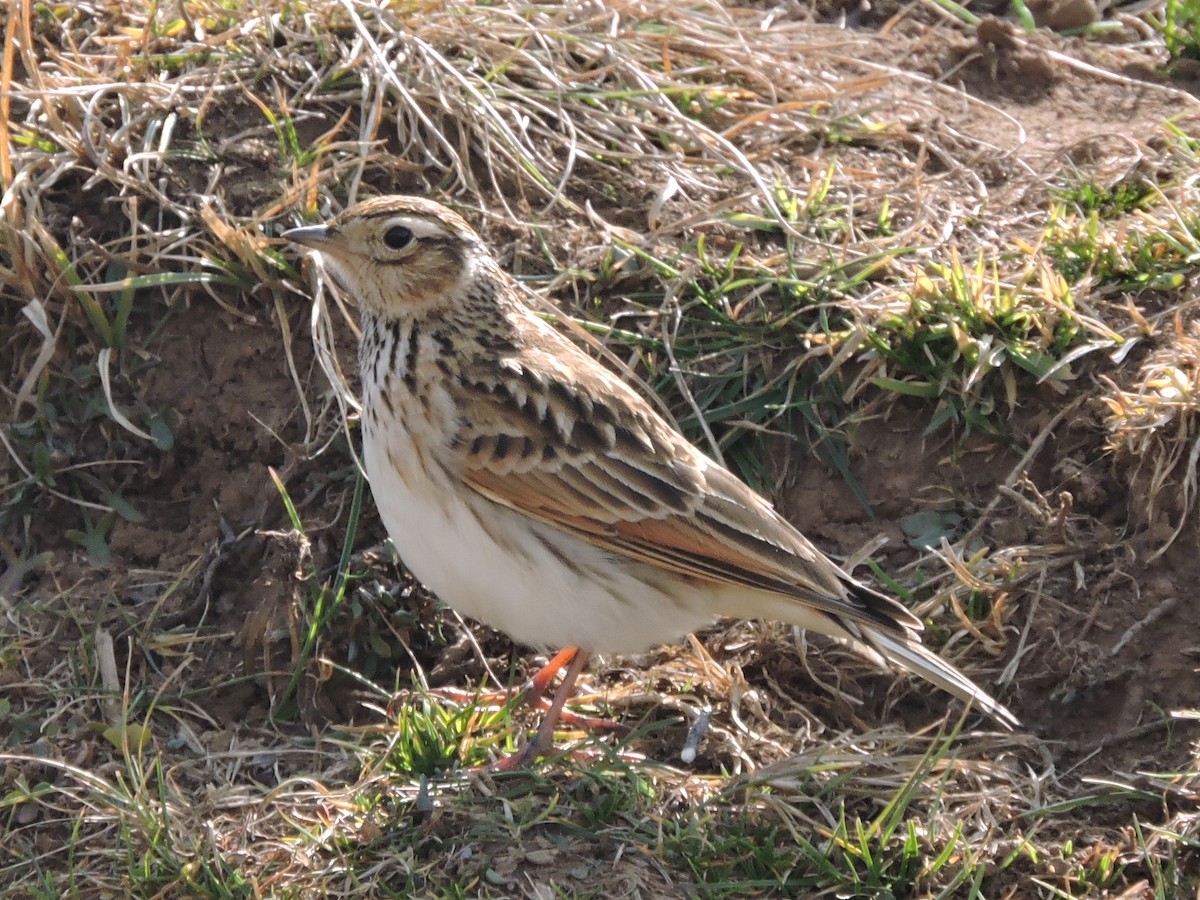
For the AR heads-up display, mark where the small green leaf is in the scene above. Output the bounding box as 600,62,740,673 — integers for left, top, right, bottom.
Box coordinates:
77,270,243,293
1007,346,1057,379
900,509,963,550
147,412,175,450
32,443,52,480
99,722,153,753
67,511,116,563
104,492,144,524
368,632,393,659
869,377,940,398
722,213,783,233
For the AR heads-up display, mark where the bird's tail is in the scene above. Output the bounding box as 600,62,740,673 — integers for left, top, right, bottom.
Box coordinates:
856,626,1019,730
741,577,1019,729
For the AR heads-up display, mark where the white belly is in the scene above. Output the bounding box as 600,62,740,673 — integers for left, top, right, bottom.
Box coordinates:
363,414,715,654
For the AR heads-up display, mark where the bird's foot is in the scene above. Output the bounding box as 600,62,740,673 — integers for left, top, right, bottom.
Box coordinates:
431,645,581,710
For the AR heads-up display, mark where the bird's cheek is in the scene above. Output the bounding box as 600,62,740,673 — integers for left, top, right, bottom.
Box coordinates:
417,251,467,297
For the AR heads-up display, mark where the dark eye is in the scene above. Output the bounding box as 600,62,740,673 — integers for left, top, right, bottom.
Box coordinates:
383,225,413,250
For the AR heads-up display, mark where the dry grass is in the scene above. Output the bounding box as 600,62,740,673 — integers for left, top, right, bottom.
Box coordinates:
3,0,1200,897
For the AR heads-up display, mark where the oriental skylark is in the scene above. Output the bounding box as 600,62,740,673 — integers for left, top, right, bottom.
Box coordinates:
284,196,1017,763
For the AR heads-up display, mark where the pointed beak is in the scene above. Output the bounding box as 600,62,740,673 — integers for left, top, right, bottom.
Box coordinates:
282,224,337,249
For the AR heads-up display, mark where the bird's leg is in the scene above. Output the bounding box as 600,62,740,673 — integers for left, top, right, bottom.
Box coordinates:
433,644,620,745
522,645,580,703
493,648,591,771
433,645,578,708
518,647,622,732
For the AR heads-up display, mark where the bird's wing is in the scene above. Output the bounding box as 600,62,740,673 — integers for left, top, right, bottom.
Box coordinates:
446,328,1019,729
449,334,920,637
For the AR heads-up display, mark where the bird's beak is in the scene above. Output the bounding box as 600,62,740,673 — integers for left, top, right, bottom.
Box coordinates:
282,224,336,249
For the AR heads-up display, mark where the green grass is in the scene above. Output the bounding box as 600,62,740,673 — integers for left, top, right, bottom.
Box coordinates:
1154,0,1200,63
1042,157,1200,290
863,250,1082,435
1053,177,1156,221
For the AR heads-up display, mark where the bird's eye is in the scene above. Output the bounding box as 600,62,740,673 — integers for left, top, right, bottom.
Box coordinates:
383,225,414,250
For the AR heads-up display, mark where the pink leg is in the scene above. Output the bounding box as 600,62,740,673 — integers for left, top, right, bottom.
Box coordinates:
525,646,580,701
433,646,580,709
493,649,591,771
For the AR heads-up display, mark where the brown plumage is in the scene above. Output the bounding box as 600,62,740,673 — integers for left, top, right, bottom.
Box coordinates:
284,195,1018,763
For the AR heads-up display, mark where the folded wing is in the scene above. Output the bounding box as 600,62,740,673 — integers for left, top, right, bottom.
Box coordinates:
450,339,917,636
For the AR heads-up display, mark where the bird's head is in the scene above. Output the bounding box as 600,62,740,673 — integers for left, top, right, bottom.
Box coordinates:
284,195,487,319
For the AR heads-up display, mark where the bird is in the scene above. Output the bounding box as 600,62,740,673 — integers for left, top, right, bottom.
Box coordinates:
283,195,1018,766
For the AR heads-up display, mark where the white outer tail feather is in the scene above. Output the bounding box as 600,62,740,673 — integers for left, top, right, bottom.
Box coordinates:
861,628,1020,730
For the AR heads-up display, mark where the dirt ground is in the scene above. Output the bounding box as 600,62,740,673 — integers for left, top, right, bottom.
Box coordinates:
3,2,1199,895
